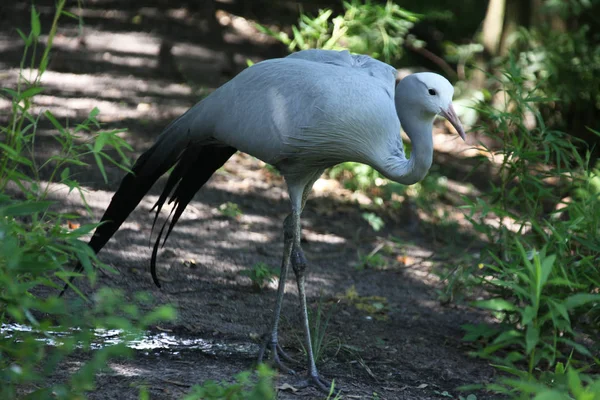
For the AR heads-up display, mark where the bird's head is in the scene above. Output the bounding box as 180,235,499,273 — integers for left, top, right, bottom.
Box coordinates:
395,72,466,141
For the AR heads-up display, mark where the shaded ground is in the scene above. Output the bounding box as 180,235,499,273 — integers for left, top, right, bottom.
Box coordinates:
1,1,498,399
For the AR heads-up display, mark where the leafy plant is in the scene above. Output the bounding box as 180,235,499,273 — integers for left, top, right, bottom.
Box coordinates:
356,252,387,270
456,57,600,387
240,262,279,291
182,364,276,400
328,161,385,192
298,294,340,364
492,362,600,399
218,202,243,219
258,0,422,64
0,3,175,398
463,244,600,373
361,212,385,232
510,12,600,149
338,286,389,320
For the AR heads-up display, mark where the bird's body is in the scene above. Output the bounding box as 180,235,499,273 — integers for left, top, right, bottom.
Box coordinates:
63,49,465,392
160,51,399,178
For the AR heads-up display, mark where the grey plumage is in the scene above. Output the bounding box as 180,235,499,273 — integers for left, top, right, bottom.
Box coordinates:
62,49,465,392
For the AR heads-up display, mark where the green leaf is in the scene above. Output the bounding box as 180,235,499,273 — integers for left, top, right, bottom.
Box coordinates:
567,368,584,398
44,110,67,135
93,152,108,183
0,142,34,167
532,390,570,400
72,240,95,277
2,88,20,98
61,10,79,19
546,277,585,288
20,86,45,100
548,299,571,327
16,28,31,44
471,298,517,312
564,293,600,310
141,305,177,325
361,212,384,231
525,324,539,354
93,132,107,153
558,338,593,357
521,305,537,326
60,167,70,182
538,253,555,289
89,106,100,119
30,6,41,38
491,329,521,345
292,25,306,49
68,223,99,237
1,201,54,216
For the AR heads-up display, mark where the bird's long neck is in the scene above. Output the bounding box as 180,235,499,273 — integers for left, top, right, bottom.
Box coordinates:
383,106,434,185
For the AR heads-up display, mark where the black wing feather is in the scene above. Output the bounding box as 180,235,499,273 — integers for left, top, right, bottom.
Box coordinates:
60,138,236,296
150,144,237,287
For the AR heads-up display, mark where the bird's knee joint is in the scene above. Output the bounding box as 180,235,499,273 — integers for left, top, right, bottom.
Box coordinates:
291,248,308,274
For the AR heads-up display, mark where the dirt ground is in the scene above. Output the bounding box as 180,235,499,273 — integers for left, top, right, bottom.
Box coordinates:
1,1,499,399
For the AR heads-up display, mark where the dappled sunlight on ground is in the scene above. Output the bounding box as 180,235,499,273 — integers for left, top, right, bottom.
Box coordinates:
0,1,499,397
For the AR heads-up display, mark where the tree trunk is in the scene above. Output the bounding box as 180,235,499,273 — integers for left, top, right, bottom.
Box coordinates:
481,0,534,57
481,0,506,56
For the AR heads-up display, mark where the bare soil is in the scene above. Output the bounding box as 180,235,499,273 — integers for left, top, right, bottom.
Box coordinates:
1,1,498,399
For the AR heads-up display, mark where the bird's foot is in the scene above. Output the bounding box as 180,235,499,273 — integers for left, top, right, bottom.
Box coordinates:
257,337,296,375
294,373,340,395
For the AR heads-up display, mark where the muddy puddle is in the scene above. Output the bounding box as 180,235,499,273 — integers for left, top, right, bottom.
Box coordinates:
1,323,258,357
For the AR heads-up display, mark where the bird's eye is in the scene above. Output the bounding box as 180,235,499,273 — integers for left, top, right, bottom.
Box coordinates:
428,89,437,96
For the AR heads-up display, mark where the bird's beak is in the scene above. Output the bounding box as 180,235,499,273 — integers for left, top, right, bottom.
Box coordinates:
440,104,466,141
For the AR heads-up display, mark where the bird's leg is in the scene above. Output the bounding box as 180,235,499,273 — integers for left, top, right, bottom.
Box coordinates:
289,212,336,393
257,214,296,374
258,170,322,370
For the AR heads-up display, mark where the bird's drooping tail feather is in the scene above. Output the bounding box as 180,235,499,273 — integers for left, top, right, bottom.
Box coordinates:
59,124,236,295
149,144,236,286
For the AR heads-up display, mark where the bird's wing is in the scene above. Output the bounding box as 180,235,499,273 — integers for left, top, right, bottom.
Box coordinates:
286,49,355,67
205,54,398,168
349,54,397,98
287,50,397,98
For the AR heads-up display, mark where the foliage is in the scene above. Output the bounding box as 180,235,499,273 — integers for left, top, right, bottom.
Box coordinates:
457,58,600,387
356,251,387,270
489,363,600,399
326,380,343,400
354,242,395,270
182,364,276,400
0,3,175,398
218,202,243,219
329,162,385,192
361,212,385,232
240,262,278,291
337,286,389,321
510,23,600,136
298,294,340,364
258,0,421,64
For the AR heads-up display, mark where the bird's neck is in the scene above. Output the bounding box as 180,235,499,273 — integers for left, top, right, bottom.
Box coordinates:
385,108,434,185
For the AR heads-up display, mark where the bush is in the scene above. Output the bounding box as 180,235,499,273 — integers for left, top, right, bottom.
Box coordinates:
0,2,175,398
507,0,600,156
240,262,279,291
258,0,421,64
457,58,600,389
492,363,600,399
182,364,276,400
